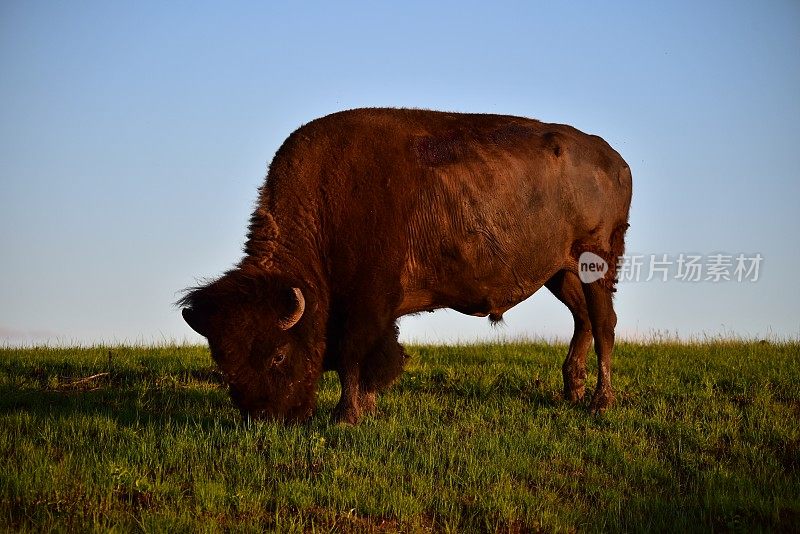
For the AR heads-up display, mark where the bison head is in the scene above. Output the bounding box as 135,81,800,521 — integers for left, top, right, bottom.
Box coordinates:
179,267,322,422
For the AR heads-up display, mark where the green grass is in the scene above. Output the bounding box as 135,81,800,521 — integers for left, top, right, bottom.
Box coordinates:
1,341,798,532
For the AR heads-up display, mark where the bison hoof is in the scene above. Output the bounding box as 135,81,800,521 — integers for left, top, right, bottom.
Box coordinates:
564,385,586,403
589,389,614,414
360,391,377,417
332,403,361,425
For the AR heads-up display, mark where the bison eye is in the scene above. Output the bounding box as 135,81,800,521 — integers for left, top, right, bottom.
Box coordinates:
273,352,286,365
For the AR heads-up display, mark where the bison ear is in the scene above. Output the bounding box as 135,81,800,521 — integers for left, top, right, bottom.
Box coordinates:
182,307,210,337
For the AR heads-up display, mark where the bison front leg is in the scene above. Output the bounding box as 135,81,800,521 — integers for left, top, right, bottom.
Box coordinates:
332,324,407,424
546,271,593,402
331,334,367,424
359,324,408,416
333,362,363,424
581,281,617,414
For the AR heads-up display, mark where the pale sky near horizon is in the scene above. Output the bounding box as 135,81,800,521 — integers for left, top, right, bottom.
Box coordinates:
1,1,799,345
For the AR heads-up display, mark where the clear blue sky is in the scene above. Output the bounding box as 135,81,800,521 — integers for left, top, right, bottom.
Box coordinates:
1,1,798,345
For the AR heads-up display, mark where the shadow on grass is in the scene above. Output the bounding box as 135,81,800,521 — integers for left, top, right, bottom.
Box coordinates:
395,370,563,409
0,381,241,432
2,374,566,437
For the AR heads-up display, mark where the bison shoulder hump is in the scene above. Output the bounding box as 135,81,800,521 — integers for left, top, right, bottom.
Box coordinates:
411,132,469,167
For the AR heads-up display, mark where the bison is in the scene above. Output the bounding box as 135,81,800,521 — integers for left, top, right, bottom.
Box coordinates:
180,108,632,423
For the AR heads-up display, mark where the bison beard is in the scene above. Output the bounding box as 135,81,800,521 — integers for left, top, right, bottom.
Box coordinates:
179,108,632,424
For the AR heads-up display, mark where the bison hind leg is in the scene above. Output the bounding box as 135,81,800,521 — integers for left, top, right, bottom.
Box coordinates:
546,270,593,403
582,279,617,413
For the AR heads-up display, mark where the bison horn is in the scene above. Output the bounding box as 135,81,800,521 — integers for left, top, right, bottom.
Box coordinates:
278,287,305,330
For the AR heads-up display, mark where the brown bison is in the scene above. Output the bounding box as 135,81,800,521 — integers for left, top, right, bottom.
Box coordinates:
180,108,632,423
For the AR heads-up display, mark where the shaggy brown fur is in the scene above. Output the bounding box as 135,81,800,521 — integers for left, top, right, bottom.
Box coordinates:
180,108,632,423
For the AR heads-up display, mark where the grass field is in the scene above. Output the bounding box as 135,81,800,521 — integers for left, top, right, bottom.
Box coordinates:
1,341,798,532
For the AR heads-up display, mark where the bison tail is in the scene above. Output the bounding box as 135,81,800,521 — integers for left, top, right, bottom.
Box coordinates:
606,222,630,292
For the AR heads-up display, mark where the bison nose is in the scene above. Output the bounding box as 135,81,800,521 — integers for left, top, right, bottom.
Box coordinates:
228,384,243,405
228,385,256,417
